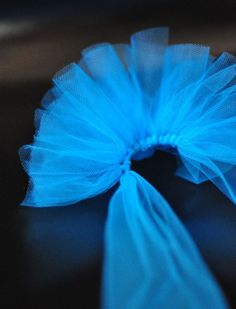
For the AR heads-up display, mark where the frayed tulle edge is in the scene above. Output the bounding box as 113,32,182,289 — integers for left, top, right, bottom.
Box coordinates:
19,174,120,207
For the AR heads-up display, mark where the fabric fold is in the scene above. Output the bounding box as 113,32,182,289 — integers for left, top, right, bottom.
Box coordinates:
102,171,227,309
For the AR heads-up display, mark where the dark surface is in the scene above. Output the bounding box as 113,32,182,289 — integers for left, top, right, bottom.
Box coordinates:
1,3,236,309
1,0,236,19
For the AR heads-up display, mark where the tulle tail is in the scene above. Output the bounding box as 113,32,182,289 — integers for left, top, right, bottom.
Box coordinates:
101,171,227,309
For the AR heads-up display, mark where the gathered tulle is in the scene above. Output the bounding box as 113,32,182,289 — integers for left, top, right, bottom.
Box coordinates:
19,27,236,307
19,28,236,206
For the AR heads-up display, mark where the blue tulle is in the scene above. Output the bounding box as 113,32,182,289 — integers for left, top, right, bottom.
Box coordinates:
102,171,227,308
19,27,236,307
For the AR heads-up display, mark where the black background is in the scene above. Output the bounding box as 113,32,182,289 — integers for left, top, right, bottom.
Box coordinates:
1,1,236,308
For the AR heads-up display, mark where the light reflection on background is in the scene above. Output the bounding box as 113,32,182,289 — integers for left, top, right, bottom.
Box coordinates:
1,1,236,308
0,20,35,40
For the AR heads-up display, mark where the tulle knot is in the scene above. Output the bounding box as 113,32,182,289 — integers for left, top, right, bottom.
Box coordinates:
133,134,158,152
133,134,178,154
157,134,179,147
125,134,179,163
120,158,131,173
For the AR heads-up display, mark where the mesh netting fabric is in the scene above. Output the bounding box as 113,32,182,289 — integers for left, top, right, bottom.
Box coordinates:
19,27,236,308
